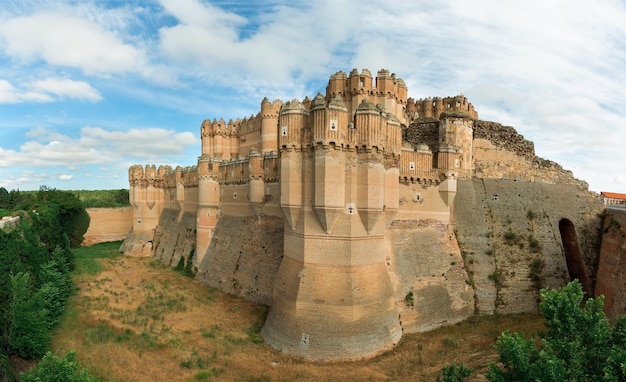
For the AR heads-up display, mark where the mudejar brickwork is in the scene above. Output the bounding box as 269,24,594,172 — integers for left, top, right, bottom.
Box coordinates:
123,68,608,360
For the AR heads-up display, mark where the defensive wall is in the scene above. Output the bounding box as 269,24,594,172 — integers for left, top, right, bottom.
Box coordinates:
122,68,607,360
596,207,626,321
82,207,133,246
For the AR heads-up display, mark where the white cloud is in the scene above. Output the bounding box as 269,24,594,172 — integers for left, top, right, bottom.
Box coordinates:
58,174,73,180
31,78,103,102
0,78,102,104
80,126,198,158
0,12,147,76
157,0,359,82
0,126,198,169
0,79,52,103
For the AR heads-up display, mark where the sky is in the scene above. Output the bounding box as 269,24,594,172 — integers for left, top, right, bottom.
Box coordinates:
0,0,625,193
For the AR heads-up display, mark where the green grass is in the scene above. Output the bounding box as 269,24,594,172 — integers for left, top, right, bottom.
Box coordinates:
72,241,123,275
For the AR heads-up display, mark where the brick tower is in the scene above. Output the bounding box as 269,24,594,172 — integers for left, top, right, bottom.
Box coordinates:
261,70,406,360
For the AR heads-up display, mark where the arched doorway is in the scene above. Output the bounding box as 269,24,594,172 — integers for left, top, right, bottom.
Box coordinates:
559,219,592,294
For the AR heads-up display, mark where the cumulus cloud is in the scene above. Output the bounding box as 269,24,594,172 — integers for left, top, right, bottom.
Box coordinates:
80,126,198,158
0,126,198,169
157,0,358,82
31,78,103,102
0,79,53,103
0,78,102,104
0,12,146,75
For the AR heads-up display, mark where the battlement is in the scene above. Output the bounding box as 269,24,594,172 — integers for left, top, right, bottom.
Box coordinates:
128,164,172,189
276,94,403,157
407,95,478,121
326,68,408,103
326,68,409,125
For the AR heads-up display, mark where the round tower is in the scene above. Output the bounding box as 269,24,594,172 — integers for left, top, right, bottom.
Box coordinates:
326,70,348,98
263,90,401,361
248,148,264,216
261,98,283,155
195,157,220,267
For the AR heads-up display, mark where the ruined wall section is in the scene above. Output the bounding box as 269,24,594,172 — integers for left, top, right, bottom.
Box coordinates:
196,215,283,305
454,178,603,315
472,121,590,190
473,121,534,157
595,208,626,321
403,120,439,152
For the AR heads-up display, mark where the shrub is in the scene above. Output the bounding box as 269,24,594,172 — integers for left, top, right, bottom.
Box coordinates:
528,259,544,283
437,363,473,382
488,272,502,286
21,351,96,382
405,291,415,308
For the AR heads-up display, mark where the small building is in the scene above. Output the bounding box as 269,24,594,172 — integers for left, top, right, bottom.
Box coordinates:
601,192,626,206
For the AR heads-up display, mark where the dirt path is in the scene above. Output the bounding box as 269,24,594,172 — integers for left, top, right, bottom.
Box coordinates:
52,254,545,381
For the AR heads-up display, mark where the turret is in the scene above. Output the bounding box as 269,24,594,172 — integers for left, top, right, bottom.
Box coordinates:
201,119,213,157
326,70,348,98
438,114,474,176
248,148,264,216
126,164,166,256
196,157,220,266
349,68,373,94
278,99,308,230
355,99,384,152
261,98,283,155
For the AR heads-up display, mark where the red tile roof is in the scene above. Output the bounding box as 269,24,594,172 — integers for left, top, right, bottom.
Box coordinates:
601,192,626,200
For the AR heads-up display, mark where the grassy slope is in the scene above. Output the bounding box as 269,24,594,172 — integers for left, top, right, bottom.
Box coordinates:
52,242,545,381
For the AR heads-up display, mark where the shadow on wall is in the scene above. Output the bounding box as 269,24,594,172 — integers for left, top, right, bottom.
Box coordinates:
559,218,592,295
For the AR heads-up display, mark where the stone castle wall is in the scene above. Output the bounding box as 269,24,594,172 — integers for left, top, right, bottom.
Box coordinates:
596,208,626,321
454,179,603,314
122,68,609,361
196,215,283,305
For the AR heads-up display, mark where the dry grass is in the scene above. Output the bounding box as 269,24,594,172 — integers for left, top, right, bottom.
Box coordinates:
52,245,545,382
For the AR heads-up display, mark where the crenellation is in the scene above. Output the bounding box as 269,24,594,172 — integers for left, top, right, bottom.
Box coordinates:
124,68,601,361
407,95,478,122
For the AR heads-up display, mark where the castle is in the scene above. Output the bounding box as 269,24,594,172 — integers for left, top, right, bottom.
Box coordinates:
123,68,605,360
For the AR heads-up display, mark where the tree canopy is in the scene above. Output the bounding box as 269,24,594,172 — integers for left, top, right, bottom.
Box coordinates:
487,281,626,382
0,187,88,381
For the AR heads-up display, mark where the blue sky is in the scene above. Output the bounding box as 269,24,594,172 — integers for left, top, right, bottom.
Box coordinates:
1,0,625,193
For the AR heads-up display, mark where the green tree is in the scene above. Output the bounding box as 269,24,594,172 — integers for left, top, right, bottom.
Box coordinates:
0,188,10,210
6,273,50,359
437,364,473,382
487,281,626,382
21,351,96,382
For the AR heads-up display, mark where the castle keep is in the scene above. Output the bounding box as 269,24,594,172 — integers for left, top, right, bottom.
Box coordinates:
123,69,604,360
